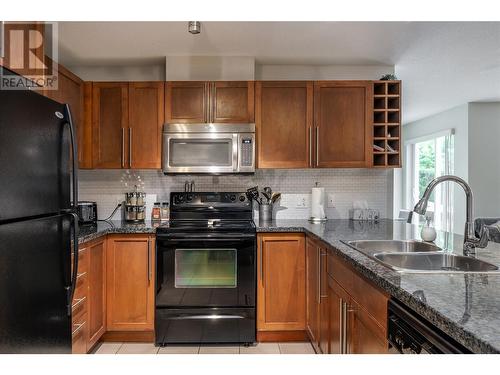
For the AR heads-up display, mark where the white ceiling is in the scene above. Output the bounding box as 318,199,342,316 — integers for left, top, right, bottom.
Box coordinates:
58,22,500,123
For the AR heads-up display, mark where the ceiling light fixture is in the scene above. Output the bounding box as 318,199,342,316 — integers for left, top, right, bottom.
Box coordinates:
188,21,201,35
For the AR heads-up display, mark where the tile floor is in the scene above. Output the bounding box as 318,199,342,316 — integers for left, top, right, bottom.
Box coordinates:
93,342,315,354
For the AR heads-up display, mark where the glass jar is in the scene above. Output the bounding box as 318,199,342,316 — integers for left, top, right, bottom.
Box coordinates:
151,202,161,221
161,202,169,221
137,192,146,206
125,192,137,206
125,206,137,221
136,206,145,221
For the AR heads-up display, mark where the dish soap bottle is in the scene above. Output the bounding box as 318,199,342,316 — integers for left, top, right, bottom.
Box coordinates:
421,216,437,242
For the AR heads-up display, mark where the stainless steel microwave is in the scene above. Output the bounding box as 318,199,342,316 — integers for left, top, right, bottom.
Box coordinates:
162,123,255,174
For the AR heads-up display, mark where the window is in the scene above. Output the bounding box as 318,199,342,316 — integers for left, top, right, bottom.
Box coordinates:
405,130,454,232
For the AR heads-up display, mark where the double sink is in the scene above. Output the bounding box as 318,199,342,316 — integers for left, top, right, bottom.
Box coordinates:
344,240,499,273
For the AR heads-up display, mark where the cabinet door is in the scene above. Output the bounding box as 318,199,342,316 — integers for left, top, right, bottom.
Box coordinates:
318,248,329,354
348,300,389,354
256,81,313,168
327,277,342,354
314,81,372,167
128,82,165,169
87,239,106,349
165,81,207,123
306,237,319,345
257,233,306,331
211,81,254,123
106,235,154,331
92,82,129,168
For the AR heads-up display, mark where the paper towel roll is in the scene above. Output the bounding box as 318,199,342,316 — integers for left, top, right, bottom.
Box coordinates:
311,187,326,220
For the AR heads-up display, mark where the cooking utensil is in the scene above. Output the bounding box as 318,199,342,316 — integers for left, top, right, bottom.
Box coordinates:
271,192,281,204
263,187,272,201
246,186,260,204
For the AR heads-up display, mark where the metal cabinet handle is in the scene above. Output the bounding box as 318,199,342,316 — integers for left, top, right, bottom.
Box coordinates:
121,128,125,168
309,127,312,167
316,126,319,167
319,251,328,298
211,82,216,123
342,300,348,354
129,127,132,168
72,321,85,336
317,247,321,302
339,298,345,354
147,238,151,284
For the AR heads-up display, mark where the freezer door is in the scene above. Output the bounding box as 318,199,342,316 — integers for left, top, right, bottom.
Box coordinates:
0,85,70,221
0,215,72,353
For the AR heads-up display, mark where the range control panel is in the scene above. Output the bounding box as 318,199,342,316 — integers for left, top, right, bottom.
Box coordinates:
171,192,250,207
240,137,254,167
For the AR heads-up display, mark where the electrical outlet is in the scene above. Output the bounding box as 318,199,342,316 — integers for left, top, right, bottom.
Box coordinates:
327,193,335,208
295,195,310,208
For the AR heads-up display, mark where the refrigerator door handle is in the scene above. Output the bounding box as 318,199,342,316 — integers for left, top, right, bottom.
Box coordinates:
62,104,79,316
63,104,78,210
64,212,79,317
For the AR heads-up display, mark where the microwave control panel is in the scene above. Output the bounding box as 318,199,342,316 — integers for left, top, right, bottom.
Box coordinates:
240,137,253,167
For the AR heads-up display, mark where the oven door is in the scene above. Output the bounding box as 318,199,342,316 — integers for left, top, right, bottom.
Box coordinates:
156,235,256,308
162,133,238,174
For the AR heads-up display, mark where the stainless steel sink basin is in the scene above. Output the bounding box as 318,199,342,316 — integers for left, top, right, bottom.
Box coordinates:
347,240,442,254
373,253,499,273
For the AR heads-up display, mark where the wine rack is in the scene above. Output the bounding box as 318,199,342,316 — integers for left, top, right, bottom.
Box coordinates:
372,80,401,167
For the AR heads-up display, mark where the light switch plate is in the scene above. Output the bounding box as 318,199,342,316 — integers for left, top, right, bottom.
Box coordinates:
295,194,310,208
327,193,335,208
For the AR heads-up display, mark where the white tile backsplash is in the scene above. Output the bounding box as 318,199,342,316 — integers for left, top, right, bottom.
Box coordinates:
78,169,393,220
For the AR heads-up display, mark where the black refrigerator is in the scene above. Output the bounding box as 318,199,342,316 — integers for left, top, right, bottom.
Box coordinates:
0,67,79,353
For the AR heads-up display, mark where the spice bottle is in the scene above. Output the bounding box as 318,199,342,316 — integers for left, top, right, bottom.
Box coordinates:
151,202,161,221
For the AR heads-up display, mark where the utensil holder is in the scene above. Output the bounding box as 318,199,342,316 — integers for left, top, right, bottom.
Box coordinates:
259,203,272,223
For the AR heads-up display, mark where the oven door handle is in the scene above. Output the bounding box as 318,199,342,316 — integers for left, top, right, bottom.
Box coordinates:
157,236,255,241
168,314,246,320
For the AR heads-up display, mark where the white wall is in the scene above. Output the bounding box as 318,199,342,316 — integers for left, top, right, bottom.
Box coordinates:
68,64,165,81
468,102,500,218
165,56,255,80
255,64,393,80
401,104,469,232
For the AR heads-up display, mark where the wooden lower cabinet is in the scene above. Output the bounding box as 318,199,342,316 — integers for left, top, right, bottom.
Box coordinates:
87,238,106,349
106,235,155,331
72,246,89,354
326,250,389,354
306,237,329,353
257,233,306,335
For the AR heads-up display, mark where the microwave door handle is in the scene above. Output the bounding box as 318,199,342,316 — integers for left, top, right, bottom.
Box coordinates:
233,134,239,172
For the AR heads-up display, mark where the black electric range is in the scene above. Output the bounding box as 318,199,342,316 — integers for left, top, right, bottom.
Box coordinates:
155,192,256,346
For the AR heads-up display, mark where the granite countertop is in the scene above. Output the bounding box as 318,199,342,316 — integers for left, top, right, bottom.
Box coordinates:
77,218,500,353
77,220,157,244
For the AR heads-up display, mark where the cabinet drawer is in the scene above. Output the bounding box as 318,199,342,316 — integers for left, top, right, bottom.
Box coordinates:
72,311,87,354
328,253,388,328
73,271,88,302
72,295,87,317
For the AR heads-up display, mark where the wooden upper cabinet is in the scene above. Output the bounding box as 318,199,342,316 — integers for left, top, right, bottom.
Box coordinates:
128,82,165,169
257,233,306,332
165,81,254,124
92,82,129,169
211,81,254,123
314,81,372,168
106,235,155,331
256,81,313,168
165,81,207,123
87,238,106,349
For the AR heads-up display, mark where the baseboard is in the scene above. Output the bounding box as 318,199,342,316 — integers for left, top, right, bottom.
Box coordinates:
257,330,309,342
101,331,154,342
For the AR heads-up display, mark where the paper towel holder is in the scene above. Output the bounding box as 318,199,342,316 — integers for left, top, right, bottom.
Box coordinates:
309,182,327,223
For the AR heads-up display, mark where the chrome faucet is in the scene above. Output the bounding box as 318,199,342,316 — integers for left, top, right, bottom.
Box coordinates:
407,175,489,256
